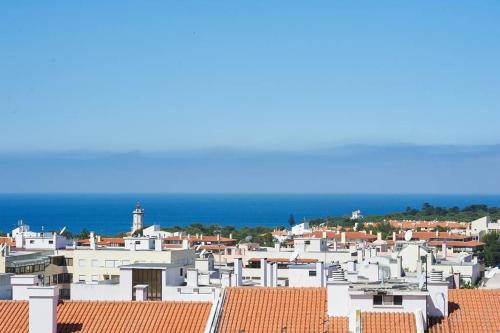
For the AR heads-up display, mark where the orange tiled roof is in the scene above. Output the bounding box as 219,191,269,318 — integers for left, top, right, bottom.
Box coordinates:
0,300,211,333
218,287,348,333
248,258,318,264
0,237,15,246
427,240,484,248
78,237,125,246
410,232,468,241
163,235,235,243
362,312,416,333
428,289,500,333
303,231,377,241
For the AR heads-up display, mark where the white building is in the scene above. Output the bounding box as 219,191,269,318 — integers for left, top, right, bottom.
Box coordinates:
471,216,500,236
291,221,311,236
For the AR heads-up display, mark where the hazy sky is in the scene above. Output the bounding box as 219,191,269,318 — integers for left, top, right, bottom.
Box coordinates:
1,1,500,152
1,2,500,194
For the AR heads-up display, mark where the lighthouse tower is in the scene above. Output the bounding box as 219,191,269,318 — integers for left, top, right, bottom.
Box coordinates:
131,202,144,235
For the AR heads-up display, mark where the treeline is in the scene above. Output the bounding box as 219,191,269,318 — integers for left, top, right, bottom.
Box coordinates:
363,203,500,223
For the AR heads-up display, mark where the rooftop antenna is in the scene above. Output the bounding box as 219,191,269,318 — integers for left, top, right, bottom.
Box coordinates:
404,230,413,242
59,226,67,235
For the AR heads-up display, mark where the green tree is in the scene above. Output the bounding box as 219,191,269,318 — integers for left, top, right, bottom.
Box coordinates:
481,232,500,267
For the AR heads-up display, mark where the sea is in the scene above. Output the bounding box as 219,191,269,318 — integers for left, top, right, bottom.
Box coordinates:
0,194,499,235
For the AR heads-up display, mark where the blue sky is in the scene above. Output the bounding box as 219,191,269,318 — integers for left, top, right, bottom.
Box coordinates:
1,1,500,193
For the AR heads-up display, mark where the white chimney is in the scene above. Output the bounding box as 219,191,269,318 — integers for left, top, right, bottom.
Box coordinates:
377,232,382,241
155,239,162,252
267,262,275,287
260,258,268,287
89,232,96,250
234,258,243,287
316,262,325,287
392,232,396,242
341,232,346,244
134,284,148,301
327,270,349,316
427,270,448,317
182,239,189,249
187,269,199,287
441,242,447,258
28,286,59,333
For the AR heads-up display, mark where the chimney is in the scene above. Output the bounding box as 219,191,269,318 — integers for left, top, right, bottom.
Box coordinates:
200,234,203,240
155,239,162,251
317,262,325,287
377,232,382,241
28,286,59,333
182,239,189,249
96,235,102,243
341,232,346,244
187,269,199,287
441,242,447,258
396,256,403,277
134,285,148,301
392,232,396,242
369,230,373,235
427,270,448,317
333,239,337,251
89,232,96,250
234,258,243,286
260,258,268,287
327,270,349,316
229,233,233,240
267,262,275,287
435,230,439,237
322,231,327,239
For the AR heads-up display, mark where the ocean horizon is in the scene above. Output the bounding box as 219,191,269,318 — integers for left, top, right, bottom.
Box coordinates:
0,193,499,235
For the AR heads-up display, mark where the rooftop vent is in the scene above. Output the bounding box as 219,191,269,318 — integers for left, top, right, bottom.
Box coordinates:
331,269,346,282
430,270,443,282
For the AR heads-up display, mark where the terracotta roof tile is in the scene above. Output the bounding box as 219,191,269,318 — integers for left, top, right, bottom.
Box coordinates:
218,287,348,333
0,300,211,333
428,289,500,333
303,231,377,241
362,312,416,333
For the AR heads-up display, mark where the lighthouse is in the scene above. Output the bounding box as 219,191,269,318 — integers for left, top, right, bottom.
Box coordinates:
131,202,144,235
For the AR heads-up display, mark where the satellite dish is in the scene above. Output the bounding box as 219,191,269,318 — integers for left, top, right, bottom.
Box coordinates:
289,250,299,262
195,244,202,251
59,226,67,235
404,230,413,242
244,235,253,242
199,249,207,257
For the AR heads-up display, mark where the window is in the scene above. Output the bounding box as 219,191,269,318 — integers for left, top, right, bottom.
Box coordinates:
305,241,311,245
52,274,58,285
105,260,116,268
60,288,71,300
78,259,87,267
373,295,402,306
64,258,73,266
132,269,162,301
30,240,35,244
48,240,53,244
373,295,383,305
91,259,99,267
135,241,141,245
78,275,86,282
180,268,184,276
309,270,317,277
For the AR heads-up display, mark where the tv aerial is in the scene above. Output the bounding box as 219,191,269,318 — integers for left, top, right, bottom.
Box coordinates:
59,226,67,235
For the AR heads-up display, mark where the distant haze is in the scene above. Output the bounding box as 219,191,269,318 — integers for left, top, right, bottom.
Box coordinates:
1,144,499,193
